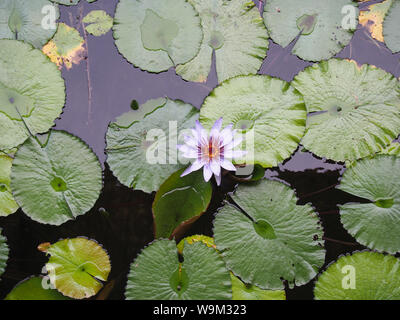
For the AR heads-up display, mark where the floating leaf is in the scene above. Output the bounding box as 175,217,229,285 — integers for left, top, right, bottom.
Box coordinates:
0,40,65,151
0,154,18,217
125,239,232,300
83,10,113,37
359,0,393,42
38,238,111,299
264,0,358,61
380,141,400,156
200,75,306,168
11,130,103,226
153,168,212,239
5,276,71,300
338,155,400,254
177,235,216,254
292,59,400,162
0,228,8,279
113,0,203,73
231,274,285,300
176,0,268,83
42,23,86,70
0,0,59,48
314,251,400,300
383,0,400,53
213,179,325,290
106,98,198,193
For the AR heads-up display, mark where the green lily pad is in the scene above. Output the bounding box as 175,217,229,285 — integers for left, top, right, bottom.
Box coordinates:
0,228,8,279
38,238,111,299
231,274,285,300
106,98,198,193
176,0,268,83
83,10,113,37
383,0,400,53
5,276,71,300
0,154,18,217
0,0,60,48
0,40,65,151
338,155,400,254
113,0,203,73
292,59,400,162
125,239,232,300
153,168,212,239
200,75,306,168
264,0,358,61
380,141,400,156
213,179,325,290
11,130,103,226
314,251,400,300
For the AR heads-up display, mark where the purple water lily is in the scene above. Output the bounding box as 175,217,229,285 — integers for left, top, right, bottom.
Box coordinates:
178,118,246,186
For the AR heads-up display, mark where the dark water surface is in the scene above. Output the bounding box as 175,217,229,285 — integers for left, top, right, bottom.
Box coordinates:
1,0,400,300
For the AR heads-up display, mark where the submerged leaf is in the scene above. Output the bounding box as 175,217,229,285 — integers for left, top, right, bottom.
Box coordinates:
0,228,8,279
213,179,325,290
231,274,285,300
383,0,400,53
0,40,65,151
11,130,103,226
39,238,111,299
0,154,18,217
315,251,400,300
125,240,232,300
113,0,203,72
83,10,113,37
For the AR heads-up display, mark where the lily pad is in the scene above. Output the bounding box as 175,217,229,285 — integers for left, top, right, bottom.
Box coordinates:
0,228,8,278
359,0,393,42
0,40,65,151
338,155,400,254
383,0,400,53
42,23,86,70
231,274,285,300
176,0,268,83
153,168,212,239
264,0,358,61
177,235,216,254
38,238,111,299
213,179,325,290
113,0,203,73
125,239,232,300
83,10,113,37
0,0,60,48
0,154,18,217
11,130,103,226
380,141,400,156
292,59,400,162
5,276,71,300
106,98,198,193
314,251,400,300
200,75,306,168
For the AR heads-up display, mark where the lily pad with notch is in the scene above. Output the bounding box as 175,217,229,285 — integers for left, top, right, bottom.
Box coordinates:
0,154,18,217
125,239,232,300
292,59,400,162
213,179,325,290
11,130,103,226
38,238,111,299
83,10,113,37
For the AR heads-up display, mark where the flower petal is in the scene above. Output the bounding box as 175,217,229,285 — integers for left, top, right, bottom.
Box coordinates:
184,135,198,148
210,159,221,176
203,164,213,182
220,159,236,171
219,124,234,146
225,136,243,150
181,160,205,177
214,173,222,186
224,149,247,159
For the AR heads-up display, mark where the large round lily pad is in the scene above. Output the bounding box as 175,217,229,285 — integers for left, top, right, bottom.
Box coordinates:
0,154,18,217
5,276,71,300
106,98,198,193
176,0,268,83
315,251,400,300
0,40,65,151
292,59,400,162
383,0,400,53
113,0,203,73
213,179,325,290
338,155,400,254
0,228,8,279
264,0,358,61
0,0,60,48
125,239,232,300
200,75,306,168
39,238,111,299
11,130,103,226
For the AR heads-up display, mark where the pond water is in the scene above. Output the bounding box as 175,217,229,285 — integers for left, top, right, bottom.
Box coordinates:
0,0,399,300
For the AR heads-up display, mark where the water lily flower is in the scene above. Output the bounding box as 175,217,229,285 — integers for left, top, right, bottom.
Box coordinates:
178,118,246,186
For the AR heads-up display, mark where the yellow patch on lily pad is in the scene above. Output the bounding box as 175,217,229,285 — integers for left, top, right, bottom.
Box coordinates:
359,0,393,42
43,23,86,70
